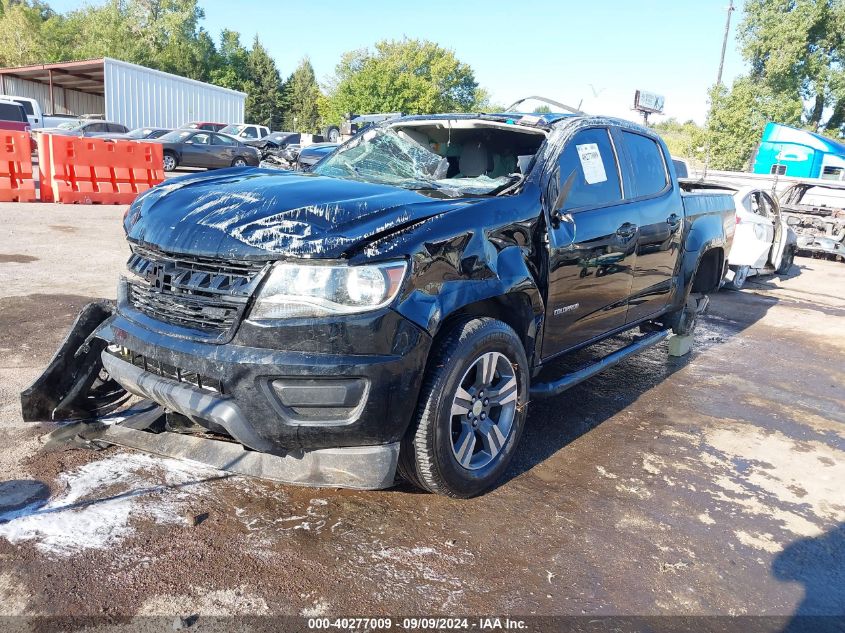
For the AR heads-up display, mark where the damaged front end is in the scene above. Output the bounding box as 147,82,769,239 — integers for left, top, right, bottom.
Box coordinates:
21,301,129,421
20,301,400,490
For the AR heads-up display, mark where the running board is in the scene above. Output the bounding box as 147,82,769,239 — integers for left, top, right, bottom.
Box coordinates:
529,329,671,399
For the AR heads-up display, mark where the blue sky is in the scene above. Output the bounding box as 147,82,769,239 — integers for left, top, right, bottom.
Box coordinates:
52,0,746,124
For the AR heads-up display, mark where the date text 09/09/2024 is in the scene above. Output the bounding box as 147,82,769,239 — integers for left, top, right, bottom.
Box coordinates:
307,617,528,630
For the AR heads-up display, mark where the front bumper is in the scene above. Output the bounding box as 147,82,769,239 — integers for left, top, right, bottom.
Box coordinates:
95,309,431,454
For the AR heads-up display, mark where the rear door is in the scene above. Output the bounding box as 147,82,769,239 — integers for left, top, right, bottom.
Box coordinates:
541,127,636,358
733,191,775,268
211,133,237,166
615,130,683,323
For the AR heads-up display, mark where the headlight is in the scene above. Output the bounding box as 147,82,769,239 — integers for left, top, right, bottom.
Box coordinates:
249,261,408,319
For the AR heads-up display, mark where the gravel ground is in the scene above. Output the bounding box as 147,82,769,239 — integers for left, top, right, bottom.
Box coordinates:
0,202,843,630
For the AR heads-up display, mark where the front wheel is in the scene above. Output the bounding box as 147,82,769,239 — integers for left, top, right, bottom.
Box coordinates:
232,157,247,167
398,317,529,498
162,152,177,172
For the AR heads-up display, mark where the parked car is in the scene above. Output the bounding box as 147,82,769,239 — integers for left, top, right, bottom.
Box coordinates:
723,186,797,288
245,131,301,154
41,120,129,137
23,110,735,498
3,95,78,129
180,121,227,132
779,181,845,262
219,124,270,142
295,142,337,170
0,100,31,133
101,127,171,141
151,129,260,171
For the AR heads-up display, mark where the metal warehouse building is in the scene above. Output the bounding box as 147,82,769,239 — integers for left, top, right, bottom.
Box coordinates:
0,57,245,129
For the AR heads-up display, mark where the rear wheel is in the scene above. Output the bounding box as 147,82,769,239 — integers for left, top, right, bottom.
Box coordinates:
398,317,529,498
162,152,177,172
325,126,340,143
232,157,247,167
776,247,795,274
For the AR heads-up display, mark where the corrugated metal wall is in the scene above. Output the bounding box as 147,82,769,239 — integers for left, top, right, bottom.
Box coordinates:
0,76,104,116
103,58,245,129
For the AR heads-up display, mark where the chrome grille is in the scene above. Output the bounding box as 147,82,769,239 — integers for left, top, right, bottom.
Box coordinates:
125,244,267,336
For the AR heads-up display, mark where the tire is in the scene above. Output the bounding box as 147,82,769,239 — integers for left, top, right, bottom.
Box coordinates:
398,317,529,498
661,292,709,336
776,247,795,275
162,152,177,172
232,157,247,167
725,265,749,290
325,126,340,143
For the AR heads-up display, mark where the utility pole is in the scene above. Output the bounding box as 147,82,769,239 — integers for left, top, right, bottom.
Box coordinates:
716,0,735,85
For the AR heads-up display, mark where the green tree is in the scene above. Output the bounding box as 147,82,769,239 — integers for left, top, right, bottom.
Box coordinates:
702,0,845,169
245,36,283,128
0,0,61,66
282,57,320,132
740,0,845,131
651,118,708,164
209,29,251,92
321,38,480,125
706,78,803,170
67,0,216,81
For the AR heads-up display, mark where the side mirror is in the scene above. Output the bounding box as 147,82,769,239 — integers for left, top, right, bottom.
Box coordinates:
549,170,576,228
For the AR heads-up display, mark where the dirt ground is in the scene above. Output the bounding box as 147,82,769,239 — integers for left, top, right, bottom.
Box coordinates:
0,203,843,628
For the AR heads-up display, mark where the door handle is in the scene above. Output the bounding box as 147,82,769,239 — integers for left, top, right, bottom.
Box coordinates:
667,213,681,229
615,222,638,240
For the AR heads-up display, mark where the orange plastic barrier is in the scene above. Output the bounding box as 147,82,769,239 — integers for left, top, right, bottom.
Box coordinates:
36,132,53,202
40,134,165,204
0,131,37,202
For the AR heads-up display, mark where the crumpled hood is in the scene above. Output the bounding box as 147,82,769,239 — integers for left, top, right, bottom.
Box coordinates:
125,168,475,259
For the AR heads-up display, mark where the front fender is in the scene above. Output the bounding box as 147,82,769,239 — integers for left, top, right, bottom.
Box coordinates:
389,222,545,368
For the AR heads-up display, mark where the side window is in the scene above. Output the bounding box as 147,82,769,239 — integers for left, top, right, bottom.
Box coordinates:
553,128,622,212
621,131,668,198
243,126,258,139
755,192,773,218
762,192,778,216
87,123,107,133
212,134,235,145
192,133,211,145
12,100,34,115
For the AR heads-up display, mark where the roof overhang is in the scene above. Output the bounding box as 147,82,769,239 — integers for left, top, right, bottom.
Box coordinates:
0,59,105,96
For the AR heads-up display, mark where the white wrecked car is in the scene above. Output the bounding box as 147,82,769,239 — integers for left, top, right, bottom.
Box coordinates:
723,185,797,289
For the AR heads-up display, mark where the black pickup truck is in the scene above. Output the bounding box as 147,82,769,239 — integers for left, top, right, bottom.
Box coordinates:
23,112,734,497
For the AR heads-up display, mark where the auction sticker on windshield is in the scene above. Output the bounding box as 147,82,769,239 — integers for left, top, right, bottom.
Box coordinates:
576,143,607,184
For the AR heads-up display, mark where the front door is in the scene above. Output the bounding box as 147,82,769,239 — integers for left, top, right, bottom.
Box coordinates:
541,127,636,358
182,132,214,168
615,129,683,323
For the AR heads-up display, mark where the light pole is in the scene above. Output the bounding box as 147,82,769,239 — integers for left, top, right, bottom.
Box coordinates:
716,0,735,86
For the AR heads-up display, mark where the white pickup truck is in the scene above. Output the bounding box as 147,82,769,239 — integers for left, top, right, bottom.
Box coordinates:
4,95,80,130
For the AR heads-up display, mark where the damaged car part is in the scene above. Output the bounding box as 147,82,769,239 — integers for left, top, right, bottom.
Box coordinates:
20,301,129,421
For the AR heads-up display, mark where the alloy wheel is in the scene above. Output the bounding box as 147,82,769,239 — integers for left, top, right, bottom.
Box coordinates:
449,351,518,470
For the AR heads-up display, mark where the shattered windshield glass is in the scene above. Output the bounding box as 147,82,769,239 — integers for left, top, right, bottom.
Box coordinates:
312,127,519,197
